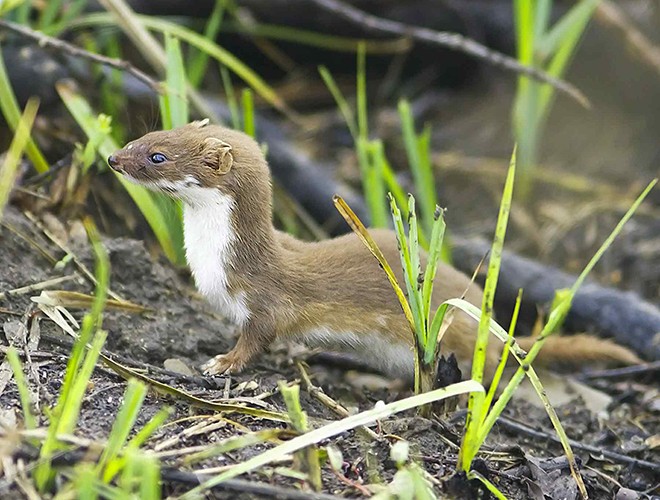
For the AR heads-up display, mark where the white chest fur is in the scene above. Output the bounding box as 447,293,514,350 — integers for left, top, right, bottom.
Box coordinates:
181,186,251,326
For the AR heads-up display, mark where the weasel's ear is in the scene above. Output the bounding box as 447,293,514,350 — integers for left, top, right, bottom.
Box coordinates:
202,137,233,174
189,118,210,129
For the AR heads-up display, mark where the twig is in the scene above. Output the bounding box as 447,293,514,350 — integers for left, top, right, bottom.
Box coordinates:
0,274,78,301
496,416,660,472
595,1,660,78
296,361,380,440
0,19,162,94
161,469,349,500
0,220,58,265
578,360,660,380
24,154,72,186
307,0,589,107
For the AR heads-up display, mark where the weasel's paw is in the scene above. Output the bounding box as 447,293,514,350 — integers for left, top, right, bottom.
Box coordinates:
201,351,246,376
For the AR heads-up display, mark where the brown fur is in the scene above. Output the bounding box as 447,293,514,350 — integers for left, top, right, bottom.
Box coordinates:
108,121,642,381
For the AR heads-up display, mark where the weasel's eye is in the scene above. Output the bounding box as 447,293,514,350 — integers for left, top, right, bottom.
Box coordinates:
149,153,167,164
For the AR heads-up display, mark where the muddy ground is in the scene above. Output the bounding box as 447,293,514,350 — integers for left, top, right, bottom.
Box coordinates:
0,204,658,499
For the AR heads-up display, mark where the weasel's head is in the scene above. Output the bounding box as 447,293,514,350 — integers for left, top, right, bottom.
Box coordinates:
107,120,268,206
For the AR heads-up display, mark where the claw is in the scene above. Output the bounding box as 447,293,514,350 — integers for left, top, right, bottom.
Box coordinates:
201,351,246,376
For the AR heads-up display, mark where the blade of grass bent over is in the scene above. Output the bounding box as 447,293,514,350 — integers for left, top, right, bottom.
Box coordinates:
180,380,483,499
476,180,656,498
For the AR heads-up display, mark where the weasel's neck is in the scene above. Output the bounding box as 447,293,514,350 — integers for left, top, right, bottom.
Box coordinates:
181,185,278,323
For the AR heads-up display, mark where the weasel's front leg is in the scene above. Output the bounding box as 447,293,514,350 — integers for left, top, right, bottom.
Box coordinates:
201,316,276,375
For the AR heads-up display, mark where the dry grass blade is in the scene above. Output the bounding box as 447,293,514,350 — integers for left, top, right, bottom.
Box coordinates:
98,353,288,423
32,290,151,313
0,275,78,301
333,195,415,331
181,380,483,498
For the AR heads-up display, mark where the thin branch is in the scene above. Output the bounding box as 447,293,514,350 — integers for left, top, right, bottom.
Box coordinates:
0,19,162,94
497,416,660,472
0,274,78,301
307,0,589,107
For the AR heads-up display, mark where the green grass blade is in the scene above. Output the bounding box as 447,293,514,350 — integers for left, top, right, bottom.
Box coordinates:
534,0,552,41
180,380,483,499
389,194,418,328
220,66,241,130
421,210,447,364
406,195,425,343
356,41,367,140
460,146,516,471
539,0,599,60
97,379,147,481
160,34,189,129
358,138,388,227
5,347,37,430
570,179,657,295
35,219,109,491
127,407,172,450
467,470,509,500
378,149,408,213
188,0,228,87
242,88,255,137
0,0,25,17
73,12,287,114
513,0,535,66
0,42,49,173
481,289,522,421
421,207,446,323
398,100,436,229
318,65,357,140
38,0,64,30
0,97,39,221
280,382,322,490
537,0,599,119
139,454,161,500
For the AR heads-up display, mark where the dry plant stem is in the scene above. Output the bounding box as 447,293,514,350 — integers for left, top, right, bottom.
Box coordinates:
0,274,78,301
296,362,379,440
0,19,162,94
0,220,58,265
497,416,660,473
596,1,660,78
308,0,588,106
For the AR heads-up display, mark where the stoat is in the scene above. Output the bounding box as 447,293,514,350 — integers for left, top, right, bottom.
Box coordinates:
107,121,641,381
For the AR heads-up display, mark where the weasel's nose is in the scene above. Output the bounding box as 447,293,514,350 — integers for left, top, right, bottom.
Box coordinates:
107,155,123,172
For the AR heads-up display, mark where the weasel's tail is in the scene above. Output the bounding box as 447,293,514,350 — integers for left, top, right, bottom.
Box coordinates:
515,334,642,367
